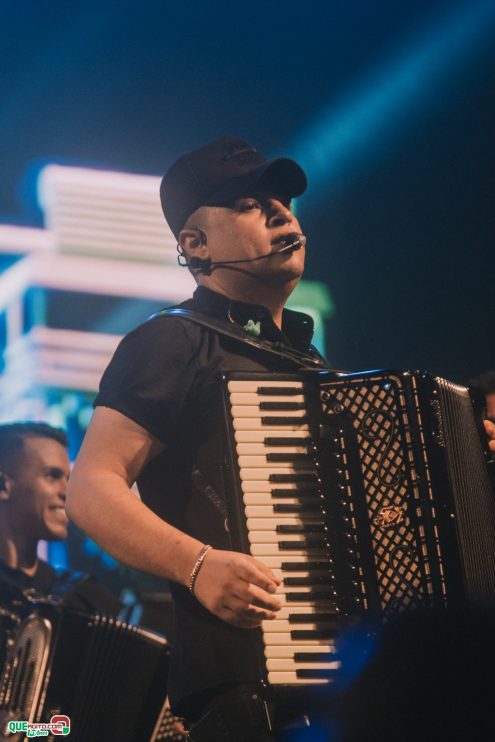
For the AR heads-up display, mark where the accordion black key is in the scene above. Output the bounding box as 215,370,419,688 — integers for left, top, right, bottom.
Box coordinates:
221,369,495,689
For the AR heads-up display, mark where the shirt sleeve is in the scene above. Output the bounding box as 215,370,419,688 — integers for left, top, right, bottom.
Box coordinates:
94,316,199,445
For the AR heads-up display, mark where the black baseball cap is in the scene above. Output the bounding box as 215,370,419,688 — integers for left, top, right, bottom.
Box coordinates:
160,136,307,239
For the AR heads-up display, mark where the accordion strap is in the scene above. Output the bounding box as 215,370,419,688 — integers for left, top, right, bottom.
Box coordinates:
155,307,330,371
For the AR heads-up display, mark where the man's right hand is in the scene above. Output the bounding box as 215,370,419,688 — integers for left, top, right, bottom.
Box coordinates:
192,548,282,628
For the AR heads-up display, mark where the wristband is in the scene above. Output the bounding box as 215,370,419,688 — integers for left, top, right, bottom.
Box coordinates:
188,544,212,594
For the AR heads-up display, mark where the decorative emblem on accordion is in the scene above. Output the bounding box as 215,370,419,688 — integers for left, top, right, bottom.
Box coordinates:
373,505,405,529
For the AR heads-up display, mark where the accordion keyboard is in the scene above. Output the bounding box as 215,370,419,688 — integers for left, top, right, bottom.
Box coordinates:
227,379,339,686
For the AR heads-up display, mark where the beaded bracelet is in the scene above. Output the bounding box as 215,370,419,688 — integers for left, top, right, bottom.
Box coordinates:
188,544,212,594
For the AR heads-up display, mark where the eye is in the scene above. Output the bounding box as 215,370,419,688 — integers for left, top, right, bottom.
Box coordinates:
44,468,65,481
237,199,261,212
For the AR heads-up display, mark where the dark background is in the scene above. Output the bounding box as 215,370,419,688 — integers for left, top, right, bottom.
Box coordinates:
1,0,494,383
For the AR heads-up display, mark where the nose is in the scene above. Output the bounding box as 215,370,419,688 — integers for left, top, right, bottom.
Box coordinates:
59,477,69,499
266,199,293,228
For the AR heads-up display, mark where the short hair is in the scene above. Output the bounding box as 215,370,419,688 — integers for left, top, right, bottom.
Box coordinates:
0,422,68,475
469,371,495,397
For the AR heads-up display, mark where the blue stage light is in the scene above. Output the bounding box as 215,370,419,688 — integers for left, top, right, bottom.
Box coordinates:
288,1,495,194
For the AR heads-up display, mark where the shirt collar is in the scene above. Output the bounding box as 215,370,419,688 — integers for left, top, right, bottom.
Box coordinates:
187,286,315,352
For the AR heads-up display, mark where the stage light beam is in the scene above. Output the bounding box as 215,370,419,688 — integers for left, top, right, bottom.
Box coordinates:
288,1,495,193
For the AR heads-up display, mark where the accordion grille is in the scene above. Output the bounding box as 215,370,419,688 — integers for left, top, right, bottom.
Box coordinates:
327,379,431,614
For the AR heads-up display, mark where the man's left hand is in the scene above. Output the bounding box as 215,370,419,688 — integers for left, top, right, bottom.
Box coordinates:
483,420,495,453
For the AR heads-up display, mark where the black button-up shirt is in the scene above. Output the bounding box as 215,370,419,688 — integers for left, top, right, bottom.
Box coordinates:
95,286,328,717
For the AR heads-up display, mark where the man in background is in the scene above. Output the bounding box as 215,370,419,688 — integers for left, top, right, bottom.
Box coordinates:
0,421,121,667
0,422,187,740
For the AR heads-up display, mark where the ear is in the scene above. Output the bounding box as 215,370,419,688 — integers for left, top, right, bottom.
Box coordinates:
179,228,209,258
0,472,11,502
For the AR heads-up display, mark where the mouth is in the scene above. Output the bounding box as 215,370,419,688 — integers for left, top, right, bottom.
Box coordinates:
48,504,68,520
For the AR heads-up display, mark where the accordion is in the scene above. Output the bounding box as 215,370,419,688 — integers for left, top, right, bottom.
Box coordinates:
0,602,171,742
221,369,495,688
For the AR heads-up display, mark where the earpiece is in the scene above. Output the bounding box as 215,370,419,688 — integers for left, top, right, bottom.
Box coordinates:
196,229,207,246
177,227,211,273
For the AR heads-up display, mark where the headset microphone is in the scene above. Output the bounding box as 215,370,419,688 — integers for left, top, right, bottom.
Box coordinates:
177,233,306,275
275,234,306,255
